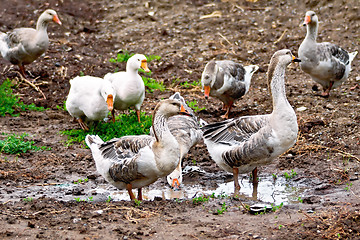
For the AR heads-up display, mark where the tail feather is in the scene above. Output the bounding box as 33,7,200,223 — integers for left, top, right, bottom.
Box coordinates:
349,51,358,63
85,134,104,149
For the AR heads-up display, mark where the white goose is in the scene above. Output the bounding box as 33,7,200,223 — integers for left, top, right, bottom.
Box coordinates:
201,49,300,194
0,9,62,78
85,99,191,201
298,10,358,97
104,54,150,123
201,60,259,119
66,76,115,131
155,92,203,190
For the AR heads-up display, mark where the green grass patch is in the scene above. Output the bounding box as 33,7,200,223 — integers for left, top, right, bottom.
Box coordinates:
0,79,46,116
0,133,50,155
61,111,153,146
109,51,161,63
187,100,205,112
142,76,165,92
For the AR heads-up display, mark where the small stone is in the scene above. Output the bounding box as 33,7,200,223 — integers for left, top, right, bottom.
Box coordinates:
296,106,307,112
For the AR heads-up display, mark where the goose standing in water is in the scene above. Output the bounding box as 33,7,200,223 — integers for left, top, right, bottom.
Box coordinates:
202,50,300,195
298,10,357,97
85,99,191,201
104,54,150,123
0,9,62,78
201,60,259,119
66,76,115,131
155,92,203,190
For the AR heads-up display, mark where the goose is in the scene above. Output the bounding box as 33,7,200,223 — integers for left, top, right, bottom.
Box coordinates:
85,99,191,201
66,76,115,131
201,49,300,195
201,60,259,119
151,92,203,190
104,54,150,123
298,10,358,97
0,9,62,78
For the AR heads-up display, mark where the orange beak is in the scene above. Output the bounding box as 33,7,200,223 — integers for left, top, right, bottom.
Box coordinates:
303,15,311,26
106,94,114,111
141,60,150,72
180,104,192,116
204,85,210,99
172,178,180,191
53,14,62,25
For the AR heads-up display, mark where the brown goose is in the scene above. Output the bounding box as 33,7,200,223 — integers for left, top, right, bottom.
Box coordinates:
202,50,300,195
298,10,357,97
85,99,191,201
0,9,62,78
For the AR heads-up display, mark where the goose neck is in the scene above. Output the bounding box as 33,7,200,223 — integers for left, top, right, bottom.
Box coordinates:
152,113,171,143
269,64,289,110
305,23,318,42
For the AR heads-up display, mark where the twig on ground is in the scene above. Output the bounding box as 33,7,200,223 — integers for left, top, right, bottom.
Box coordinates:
274,29,288,44
18,74,47,99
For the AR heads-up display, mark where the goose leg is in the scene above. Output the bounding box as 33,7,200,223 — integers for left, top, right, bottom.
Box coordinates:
77,118,89,131
222,101,233,119
233,167,240,195
321,81,333,97
126,183,136,200
252,167,258,184
111,109,116,123
137,188,143,201
136,110,141,123
19,64,27,79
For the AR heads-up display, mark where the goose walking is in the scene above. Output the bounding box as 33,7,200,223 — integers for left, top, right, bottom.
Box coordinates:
104,54,150,123
201,60,259,119
298,10,357,97
66,76,115,131
152,92,203,190
202,50,300,194
85,99,191,201
0,9,62,78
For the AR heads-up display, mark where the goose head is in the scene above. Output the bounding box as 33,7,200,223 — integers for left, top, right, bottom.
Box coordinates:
41,9,62,25
100,81,116,112
201,60,218,99
126,54,150,73
303,11,318,27
267,49,300,91
167,168,182,191
153,99,192,119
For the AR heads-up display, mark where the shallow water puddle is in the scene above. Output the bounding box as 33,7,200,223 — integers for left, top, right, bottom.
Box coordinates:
94,176,307,205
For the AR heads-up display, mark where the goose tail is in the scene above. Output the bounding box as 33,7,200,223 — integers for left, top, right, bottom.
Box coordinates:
85,135,104,150
349,51,358,64
0,32,8,58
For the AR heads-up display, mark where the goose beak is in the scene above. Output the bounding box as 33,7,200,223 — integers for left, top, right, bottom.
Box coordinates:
172,178,180,191
292,56,301,63
180,104,192,117
141,60,150,72
204,85,210,99
53,14,62,25
106,94,114,111
303,15,311,26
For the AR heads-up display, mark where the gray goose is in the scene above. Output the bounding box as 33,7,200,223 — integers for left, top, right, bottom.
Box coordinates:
201,60,259,119
298,10,357,97
85,99,191,201
202,49,300,195
153,92,203,190
0,9,62,78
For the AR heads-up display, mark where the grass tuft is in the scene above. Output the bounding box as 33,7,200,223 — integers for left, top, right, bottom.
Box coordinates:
0,133,50,154
0,79,46,116
61,111,153,146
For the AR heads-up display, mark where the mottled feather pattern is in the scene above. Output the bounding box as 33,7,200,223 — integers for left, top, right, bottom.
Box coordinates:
109,155,144,183
202,115,269,144
317,43,348,79
217,61,246,81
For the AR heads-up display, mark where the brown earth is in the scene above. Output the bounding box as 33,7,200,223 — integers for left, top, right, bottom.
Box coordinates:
1,0,360,239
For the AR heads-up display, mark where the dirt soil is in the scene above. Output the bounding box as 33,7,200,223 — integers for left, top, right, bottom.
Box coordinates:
1,0,360,239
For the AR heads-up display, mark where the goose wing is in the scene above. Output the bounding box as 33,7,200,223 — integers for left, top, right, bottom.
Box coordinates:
202,114,269,145
317,42,349,79
98,135,154,183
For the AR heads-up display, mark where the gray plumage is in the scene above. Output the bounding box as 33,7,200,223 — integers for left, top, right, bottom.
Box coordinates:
298,10,357,96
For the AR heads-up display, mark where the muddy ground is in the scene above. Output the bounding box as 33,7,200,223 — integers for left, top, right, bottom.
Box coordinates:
1,0,360,239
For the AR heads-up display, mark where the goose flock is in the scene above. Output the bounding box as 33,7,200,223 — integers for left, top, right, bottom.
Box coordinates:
1,9,357,201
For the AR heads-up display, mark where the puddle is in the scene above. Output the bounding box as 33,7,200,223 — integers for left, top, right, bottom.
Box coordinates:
93,175,307,205
0,175,308,205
